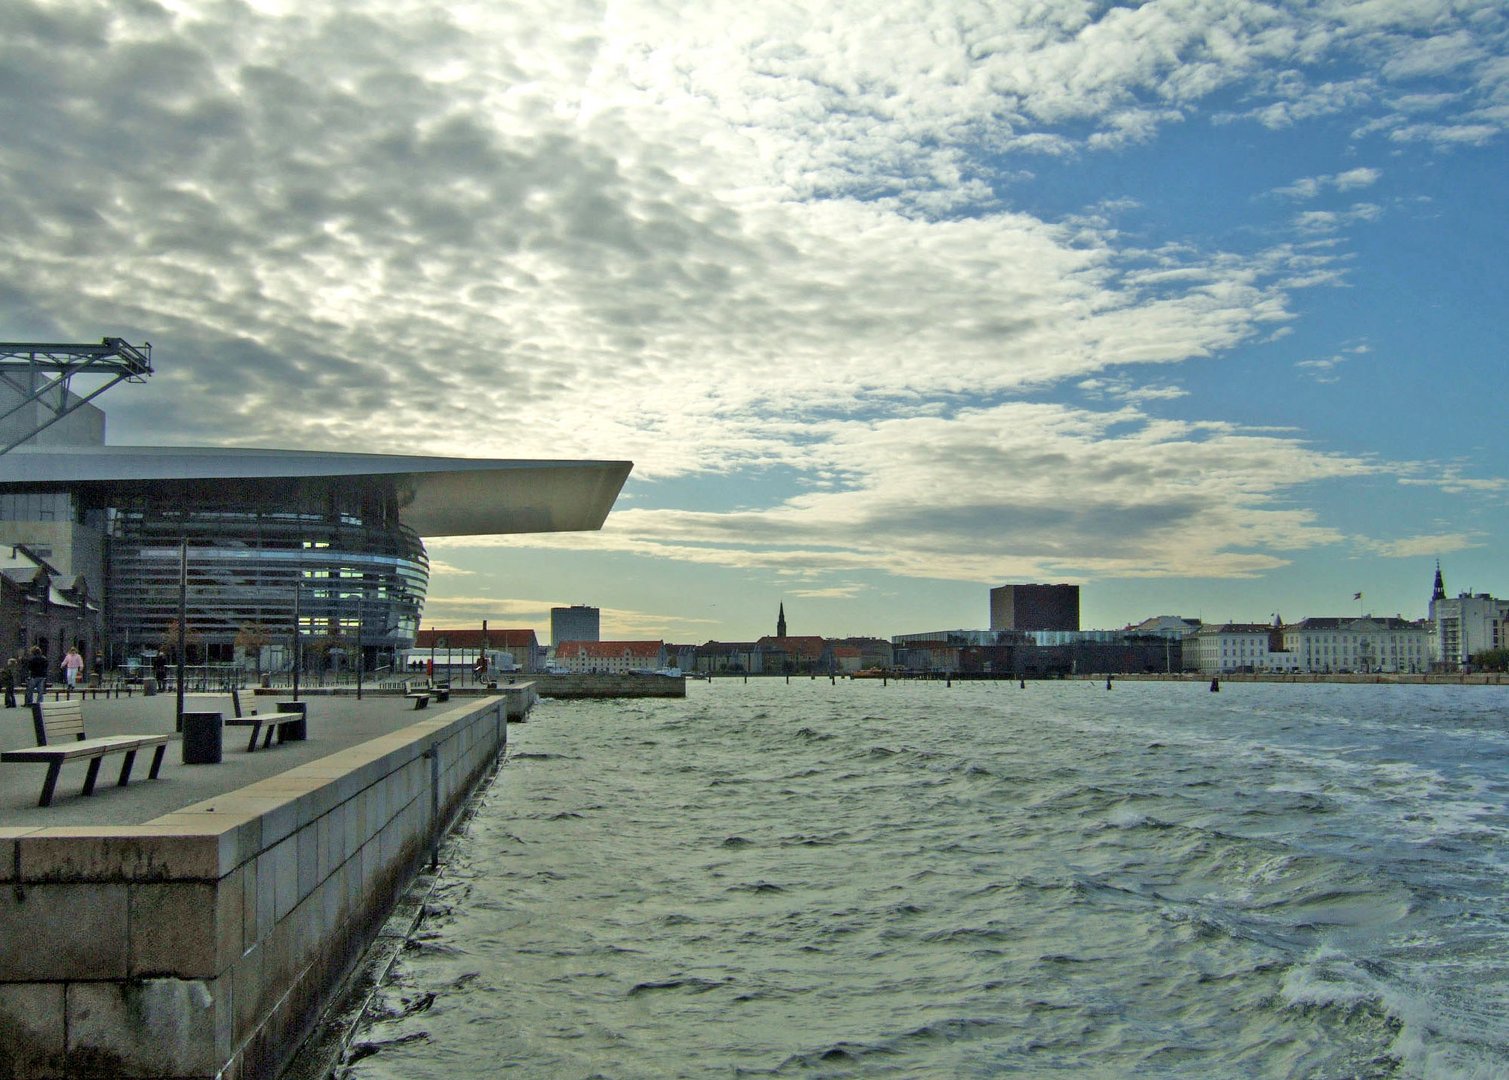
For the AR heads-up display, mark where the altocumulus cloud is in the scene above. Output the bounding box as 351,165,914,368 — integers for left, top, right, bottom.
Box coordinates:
1,0,1504,590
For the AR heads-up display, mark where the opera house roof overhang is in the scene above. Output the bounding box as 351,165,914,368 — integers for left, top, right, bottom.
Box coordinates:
0,445,633,537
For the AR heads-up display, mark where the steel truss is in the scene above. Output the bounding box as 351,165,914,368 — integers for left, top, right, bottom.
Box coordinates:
0,337,153,454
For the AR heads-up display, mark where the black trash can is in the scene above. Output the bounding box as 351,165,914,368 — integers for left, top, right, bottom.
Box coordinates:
181,711,223,764
274,700,308,743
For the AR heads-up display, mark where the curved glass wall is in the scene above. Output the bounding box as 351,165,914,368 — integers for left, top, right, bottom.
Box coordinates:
102,482,428,668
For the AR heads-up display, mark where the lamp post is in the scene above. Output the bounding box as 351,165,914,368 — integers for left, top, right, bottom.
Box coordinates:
175,538,187,729
291,582,302,701
355,591,365,701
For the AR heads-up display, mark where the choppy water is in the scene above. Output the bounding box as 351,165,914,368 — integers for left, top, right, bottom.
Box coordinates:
341,680,1509,1079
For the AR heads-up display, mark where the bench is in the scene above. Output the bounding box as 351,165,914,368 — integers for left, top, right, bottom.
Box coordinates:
226,689,307,751
185,690,307,752
402,681,450,709
1,701,173,807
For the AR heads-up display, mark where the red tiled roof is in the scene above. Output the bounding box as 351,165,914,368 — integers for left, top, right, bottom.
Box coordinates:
756,635,826,658
415,628,538,649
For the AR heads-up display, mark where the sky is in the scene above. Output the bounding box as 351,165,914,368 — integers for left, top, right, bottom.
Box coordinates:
2,0,1505,644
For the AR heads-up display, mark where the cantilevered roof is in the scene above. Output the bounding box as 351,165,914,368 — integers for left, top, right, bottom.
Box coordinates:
0,446,632,537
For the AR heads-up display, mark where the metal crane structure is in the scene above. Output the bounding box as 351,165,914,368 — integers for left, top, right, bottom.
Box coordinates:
0,337,153,454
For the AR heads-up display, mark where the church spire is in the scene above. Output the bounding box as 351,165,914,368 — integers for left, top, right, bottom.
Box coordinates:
777,602,787,638
1432,560,1446,603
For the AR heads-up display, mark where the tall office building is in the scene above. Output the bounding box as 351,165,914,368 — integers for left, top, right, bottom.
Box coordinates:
551,604,600,646
989,583,1080,632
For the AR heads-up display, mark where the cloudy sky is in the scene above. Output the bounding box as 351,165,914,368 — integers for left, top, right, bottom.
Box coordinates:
3,0,1505,642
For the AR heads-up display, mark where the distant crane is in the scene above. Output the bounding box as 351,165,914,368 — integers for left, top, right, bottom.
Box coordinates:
0,337,153,454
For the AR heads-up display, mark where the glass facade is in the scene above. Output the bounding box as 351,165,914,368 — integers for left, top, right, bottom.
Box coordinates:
100,480,428,665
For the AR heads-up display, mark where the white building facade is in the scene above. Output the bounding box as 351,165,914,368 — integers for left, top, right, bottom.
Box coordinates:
1429,593,1507,669
551,640,666,673
1187,624,1296,674
1283,617,1432,674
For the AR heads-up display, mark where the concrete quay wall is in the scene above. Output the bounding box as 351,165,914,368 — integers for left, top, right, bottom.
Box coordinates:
0,696,511,1079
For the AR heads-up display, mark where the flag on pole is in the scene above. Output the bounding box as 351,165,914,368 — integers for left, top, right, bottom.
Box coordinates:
1353,592,1363,600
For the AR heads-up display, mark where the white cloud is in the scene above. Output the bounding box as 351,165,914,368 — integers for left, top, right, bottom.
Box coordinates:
1355,533,1482,559
438,401,1383,583
1274,167,1382,199
0,0,1503,608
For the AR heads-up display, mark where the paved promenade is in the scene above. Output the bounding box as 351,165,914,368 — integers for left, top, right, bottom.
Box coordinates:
0,691,448,829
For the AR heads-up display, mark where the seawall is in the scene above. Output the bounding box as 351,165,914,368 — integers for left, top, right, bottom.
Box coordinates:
0,694,517,1079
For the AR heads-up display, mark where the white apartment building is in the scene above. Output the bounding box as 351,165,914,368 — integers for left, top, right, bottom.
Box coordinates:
1429,593,1507,669
1283,616,1432,674
1187,623,1296,674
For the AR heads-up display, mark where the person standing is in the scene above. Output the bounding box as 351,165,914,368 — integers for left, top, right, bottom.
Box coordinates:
25,646,48,706
63,646,84,689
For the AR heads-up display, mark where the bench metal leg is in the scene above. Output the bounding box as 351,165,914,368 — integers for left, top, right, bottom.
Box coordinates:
116,748,139,787
262,724,277,750
38,761,63,807
246,723,263,753
81,756,103,797
148,743,167,779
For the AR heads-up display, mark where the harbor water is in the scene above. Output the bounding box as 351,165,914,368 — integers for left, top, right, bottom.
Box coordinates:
342,679,1509,1078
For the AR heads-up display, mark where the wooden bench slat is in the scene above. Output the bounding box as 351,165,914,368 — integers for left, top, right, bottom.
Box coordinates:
4,704,176,806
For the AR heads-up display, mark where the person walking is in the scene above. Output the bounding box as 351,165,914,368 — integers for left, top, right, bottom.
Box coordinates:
62,646,84,690
25,646,48,706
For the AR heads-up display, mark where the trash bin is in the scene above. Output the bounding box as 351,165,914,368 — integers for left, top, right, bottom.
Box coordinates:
260,674,272,689
181,711,223,764
274,700,308,743
143,677,158,697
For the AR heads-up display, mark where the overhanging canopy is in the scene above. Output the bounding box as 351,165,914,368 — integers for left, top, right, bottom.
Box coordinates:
0,446,633,537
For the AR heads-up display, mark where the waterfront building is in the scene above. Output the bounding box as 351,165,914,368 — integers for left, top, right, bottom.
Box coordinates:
1126,615,1202,638
1283,616,1432,674
755,634,830,674
692,641,768,674
0,399,631,672
832,636,895,669
410,626,543,675
830,645,863,673
550,604,601,646
989,583,1079,632
1428,565,1506,669
1186,623,1290,674
553,639,666,673
891,627,1176,676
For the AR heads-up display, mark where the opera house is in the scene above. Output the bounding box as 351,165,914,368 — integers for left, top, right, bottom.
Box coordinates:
0,346,630,671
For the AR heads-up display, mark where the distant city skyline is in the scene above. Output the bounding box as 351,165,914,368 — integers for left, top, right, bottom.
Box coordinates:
2,2,1504,642
422,563,1497,649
